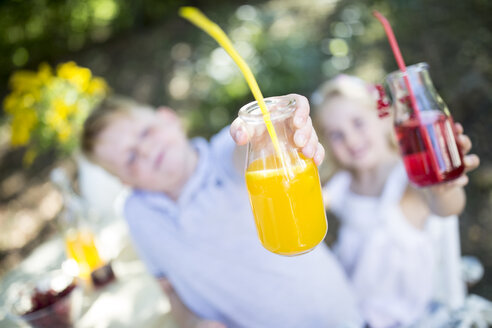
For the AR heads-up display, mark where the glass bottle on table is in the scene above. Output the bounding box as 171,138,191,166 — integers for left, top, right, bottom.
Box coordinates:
50,168,115,287
239,96,327,256
386,62,465,187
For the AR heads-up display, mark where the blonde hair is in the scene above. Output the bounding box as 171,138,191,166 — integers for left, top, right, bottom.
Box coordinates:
81,95,153,163
312,75,396,182
312,74,376,114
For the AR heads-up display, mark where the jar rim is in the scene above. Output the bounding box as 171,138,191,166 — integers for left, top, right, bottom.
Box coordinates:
238,96,296,123
386,62,429,82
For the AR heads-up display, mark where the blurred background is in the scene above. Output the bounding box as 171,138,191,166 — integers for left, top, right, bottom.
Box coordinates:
0,0,490,301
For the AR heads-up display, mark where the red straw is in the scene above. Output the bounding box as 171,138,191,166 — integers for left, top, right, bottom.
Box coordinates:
372,10,421,121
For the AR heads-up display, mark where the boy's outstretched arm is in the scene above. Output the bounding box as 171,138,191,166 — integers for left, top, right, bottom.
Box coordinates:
420,123,480,217
230,94,325,173
158,278,226,328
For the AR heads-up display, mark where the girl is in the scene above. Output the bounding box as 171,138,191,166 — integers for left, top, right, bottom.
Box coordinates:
313,74,480,327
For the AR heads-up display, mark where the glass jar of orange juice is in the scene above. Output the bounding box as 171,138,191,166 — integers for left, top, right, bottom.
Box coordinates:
239,96,327,256
51,168,115,287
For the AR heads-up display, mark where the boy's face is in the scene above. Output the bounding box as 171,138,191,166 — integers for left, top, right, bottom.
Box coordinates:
94,108,192,193
319,96,392,171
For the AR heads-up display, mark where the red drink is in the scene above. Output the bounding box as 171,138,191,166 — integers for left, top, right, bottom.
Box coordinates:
7,271,82,328
395,110,464,186
22,282,77,328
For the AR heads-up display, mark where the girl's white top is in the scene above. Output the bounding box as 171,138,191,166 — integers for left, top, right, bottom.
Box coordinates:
324,162,465,328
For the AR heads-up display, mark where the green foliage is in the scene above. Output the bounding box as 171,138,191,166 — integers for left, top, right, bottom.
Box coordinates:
0,0,216,98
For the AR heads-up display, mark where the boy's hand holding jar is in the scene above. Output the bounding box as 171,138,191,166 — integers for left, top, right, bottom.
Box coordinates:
230,94,328,256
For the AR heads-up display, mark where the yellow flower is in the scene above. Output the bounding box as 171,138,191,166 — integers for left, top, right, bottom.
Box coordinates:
9,70,41,93
57,61,92,92
21,93,36,109
45,109,63,130
56,123,72,143
4,89,41,116
10,125,30,146
86,77,108,96
45,98,77,132
36,62,53,85
10,109,37,146
22,148,37,166
3,92,20,114
3,60,108,163
53,98,71,120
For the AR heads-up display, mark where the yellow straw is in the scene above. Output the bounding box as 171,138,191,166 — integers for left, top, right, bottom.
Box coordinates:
179,6,284,161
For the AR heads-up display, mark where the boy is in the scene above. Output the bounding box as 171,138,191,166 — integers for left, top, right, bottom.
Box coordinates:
82,94,362,328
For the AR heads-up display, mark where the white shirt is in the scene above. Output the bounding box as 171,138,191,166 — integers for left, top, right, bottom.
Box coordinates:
124,127,363,328
325,162,464,328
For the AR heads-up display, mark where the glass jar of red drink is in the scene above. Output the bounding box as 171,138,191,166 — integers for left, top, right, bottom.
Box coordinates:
386,62,464,187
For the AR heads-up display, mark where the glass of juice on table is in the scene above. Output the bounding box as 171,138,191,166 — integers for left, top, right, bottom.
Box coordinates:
61,209,116,287
386,62,465,187
51,168,116,287
240,96,327,256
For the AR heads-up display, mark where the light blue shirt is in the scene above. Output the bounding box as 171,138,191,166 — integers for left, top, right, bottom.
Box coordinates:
124,127,362,328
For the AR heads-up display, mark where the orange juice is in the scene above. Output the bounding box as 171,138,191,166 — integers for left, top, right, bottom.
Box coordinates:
65,229,105,280
245,154,327,256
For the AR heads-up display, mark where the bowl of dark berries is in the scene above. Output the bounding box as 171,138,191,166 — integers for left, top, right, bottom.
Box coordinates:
5,271,83,328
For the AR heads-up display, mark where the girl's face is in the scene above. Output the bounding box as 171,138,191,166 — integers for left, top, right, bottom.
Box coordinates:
318,96,393,172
